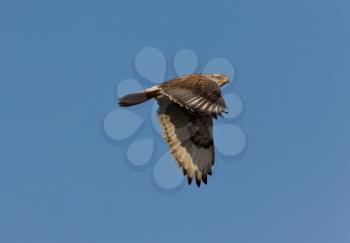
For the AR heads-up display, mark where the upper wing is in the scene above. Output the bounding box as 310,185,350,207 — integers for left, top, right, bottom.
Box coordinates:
159,74,227,115
157,96,215,187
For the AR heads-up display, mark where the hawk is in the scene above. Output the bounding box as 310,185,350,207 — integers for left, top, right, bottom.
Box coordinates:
119,73,229,187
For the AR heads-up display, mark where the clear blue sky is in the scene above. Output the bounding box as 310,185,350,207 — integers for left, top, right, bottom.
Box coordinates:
0,0,349,242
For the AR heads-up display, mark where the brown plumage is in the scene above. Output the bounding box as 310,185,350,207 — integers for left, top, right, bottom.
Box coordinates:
119,73,229,187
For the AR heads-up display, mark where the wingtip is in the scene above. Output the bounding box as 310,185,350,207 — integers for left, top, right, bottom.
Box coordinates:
187,176,193,185
202,174,207,185
195,178,201,187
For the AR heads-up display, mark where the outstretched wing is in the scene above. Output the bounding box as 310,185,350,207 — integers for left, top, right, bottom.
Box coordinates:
159,74,227,115
157,96,214,187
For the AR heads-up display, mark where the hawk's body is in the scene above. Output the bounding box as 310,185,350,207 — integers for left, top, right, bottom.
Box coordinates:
119,73,229,187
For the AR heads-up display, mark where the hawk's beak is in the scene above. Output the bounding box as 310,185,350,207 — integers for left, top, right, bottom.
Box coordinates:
219,78,229,87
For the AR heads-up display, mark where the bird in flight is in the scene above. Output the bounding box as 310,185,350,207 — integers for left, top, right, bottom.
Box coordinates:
119,73,229,187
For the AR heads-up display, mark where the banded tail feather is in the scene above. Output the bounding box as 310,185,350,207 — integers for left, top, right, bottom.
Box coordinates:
118,86,159,107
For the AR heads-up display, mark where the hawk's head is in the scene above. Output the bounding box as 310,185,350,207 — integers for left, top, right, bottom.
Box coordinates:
205,74,229,87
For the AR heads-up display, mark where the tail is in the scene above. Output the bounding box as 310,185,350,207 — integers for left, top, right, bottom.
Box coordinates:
118,86,159,107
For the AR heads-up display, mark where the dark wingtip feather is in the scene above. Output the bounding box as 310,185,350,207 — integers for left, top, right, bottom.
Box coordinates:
195,178,201,187
202,174,207,185
187,176,193,185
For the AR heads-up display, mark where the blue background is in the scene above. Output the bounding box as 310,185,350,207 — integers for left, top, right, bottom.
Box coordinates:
1,0,349,242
